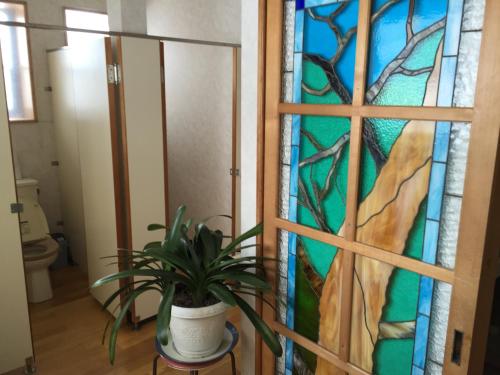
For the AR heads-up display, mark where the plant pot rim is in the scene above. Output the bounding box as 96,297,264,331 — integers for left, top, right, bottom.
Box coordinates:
171,300,227,319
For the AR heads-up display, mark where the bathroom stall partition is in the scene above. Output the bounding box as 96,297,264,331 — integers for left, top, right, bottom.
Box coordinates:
48,36,167,323
0,51,34,374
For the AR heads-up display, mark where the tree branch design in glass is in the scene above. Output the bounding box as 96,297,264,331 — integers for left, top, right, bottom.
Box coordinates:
278,0,485,374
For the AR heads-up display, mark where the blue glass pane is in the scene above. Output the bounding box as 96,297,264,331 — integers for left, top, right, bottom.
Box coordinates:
365,0,476,108
299,0,359,104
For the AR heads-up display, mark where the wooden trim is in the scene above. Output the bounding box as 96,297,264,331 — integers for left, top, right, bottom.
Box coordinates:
274,218,455,284
255,0,267,372
110,36,136,323
261,0,283,373
231,47,238,240
272,322,370,375
278,103,475,122
443,0,500,372
159,42,170,226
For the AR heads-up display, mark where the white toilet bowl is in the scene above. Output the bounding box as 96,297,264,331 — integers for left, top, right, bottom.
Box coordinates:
23,236,59,303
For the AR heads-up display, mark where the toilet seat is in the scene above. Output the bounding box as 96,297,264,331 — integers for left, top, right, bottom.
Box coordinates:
23,237,59,262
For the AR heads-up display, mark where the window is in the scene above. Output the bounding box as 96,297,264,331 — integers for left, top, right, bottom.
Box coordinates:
0,1,35,122
64,8,109,47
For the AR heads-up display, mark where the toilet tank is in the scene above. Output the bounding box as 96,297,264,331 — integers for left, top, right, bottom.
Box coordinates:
16,179,50,243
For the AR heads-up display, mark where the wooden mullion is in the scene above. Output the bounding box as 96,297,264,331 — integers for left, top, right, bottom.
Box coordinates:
255,0,267,373
443,0,500,373
261,0,283,374
278,103,475,122
337,0,372,365
339,116,363,361
272,322,370,375
231,47,238,241
275,217,455,284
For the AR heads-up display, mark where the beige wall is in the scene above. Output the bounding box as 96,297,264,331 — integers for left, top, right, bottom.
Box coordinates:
146,0,240,226
146,0,240,44
9,0,107,237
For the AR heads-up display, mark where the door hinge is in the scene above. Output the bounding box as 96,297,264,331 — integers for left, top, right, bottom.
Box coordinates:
230,168,240,177
10,203,23,214
107,63,121,85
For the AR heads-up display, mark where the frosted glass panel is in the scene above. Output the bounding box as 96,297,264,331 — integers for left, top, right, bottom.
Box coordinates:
0,2,35,121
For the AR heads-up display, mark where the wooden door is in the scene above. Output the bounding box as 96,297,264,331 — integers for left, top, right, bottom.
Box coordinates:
115,36,167,323
0,51,33,373
261,1,500,374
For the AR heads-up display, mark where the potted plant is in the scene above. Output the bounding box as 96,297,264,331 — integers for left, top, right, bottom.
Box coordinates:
92,205,282,364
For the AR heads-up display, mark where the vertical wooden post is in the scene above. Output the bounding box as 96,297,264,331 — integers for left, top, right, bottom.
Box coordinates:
232,47,238,240
261,0,283,373
159,42,170,226
255,0,267,372
443,0,500,373
338,0,372,367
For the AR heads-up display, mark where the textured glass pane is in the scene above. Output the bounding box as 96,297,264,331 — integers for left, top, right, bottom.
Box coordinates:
346,255,452,375
278,230,289,326
357,119,470,270
277,230,341,374
281,0,359,104
0,3,35,121
366,0,485,108
279,115,350,238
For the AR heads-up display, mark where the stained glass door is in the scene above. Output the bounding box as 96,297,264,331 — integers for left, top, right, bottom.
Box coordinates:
261,0,500,374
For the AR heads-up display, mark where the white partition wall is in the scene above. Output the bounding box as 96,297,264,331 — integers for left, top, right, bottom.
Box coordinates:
71,39,120,316
48,49,88,273
0,53,33,374
118,36,166,321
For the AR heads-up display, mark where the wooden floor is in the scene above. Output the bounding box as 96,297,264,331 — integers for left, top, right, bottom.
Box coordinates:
29,266,241,375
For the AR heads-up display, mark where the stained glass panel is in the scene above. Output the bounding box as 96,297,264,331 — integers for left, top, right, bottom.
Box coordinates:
282,0,359,105
366,0,485,107
277,230,342,374
280,115,350,237
357,119,470,270
345,256,453,374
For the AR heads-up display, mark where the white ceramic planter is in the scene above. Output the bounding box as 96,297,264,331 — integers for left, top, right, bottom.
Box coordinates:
168,301,227,358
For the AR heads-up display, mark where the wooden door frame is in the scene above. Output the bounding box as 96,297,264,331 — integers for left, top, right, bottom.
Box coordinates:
258,0,500,374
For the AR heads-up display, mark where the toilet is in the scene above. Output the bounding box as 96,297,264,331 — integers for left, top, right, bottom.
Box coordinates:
16,179,59,303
